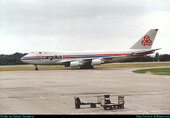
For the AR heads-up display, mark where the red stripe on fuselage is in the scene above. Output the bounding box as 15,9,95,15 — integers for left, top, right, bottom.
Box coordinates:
22,56,42,58
22,54,130,59
62,54,129,57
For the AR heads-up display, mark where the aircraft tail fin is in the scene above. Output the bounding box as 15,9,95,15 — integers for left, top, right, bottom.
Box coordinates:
130,29,158,49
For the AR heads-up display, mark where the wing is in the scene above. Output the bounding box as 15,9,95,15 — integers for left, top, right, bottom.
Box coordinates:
57,58,92,65
97,48,161,63
58,48,161,65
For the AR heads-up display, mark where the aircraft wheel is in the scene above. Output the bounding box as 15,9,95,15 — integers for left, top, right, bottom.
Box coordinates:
34,65,39,71
80,65,94,69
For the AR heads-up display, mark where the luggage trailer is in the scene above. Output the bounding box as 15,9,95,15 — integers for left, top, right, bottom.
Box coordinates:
74,95,125,110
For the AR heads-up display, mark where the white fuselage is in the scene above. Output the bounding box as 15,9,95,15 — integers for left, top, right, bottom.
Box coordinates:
20,29,159,69
21,49,149,65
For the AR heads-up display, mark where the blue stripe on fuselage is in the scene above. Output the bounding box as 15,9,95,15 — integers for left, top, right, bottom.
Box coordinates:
63,55,120,59
21,58,41,60
21,55,122,60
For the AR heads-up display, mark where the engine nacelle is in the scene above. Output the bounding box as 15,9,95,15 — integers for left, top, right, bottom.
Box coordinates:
70,61,80,67
91,59,103,65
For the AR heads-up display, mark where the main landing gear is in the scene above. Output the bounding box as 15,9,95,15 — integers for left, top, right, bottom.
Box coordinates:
80,65,94,69
34,65,39,71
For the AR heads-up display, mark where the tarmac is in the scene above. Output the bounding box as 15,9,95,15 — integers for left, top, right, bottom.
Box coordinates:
0,67,170,114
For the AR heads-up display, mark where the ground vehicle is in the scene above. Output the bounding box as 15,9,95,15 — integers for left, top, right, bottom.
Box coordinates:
74,95,125,110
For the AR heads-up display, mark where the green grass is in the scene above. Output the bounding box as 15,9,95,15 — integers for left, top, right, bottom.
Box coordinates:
96,62,170,68
0,65,70,71
133,68,170,75
0,62,170,72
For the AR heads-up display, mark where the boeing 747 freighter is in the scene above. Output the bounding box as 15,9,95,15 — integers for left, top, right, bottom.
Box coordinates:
21,29,160,70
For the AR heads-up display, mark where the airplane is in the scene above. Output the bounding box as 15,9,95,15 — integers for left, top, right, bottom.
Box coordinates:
21,29,160,70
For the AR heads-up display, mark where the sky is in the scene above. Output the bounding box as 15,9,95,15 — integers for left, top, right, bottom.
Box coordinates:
0,0,170,54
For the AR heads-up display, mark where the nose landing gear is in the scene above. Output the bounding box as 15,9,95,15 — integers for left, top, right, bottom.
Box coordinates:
34,65,39,71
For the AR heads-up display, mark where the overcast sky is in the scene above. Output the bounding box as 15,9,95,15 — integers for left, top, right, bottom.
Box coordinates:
0,0,170,54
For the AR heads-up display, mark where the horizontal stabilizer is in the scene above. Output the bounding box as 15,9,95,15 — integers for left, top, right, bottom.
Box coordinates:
131,48,161,56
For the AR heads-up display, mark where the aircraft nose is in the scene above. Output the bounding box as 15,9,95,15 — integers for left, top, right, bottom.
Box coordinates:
21,55,28,62
21,56,25,62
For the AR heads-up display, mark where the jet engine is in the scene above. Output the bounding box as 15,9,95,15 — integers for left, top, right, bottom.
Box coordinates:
70,61,80,67
91,59,103,65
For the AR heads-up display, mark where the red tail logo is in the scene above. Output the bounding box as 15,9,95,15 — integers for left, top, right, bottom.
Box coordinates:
141,35,152,46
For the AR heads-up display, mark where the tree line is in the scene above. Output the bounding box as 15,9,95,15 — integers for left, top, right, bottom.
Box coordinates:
0,52,170,65
0,52,27,65
123,52,170,62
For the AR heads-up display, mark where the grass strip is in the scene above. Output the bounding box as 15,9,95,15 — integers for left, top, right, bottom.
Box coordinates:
133,68,170,75
0,62,170,71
